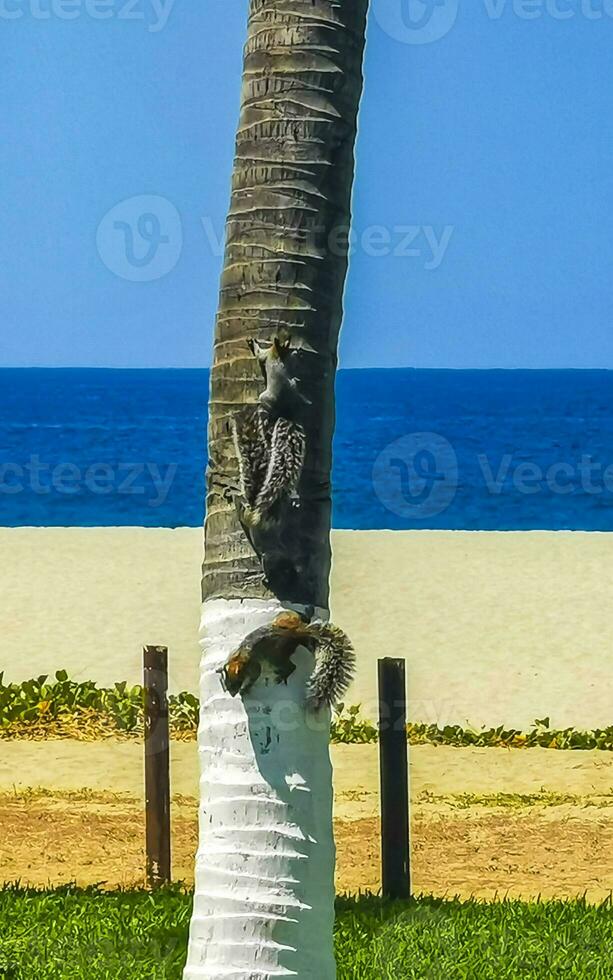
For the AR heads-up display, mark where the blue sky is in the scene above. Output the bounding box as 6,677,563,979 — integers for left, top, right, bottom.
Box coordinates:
2,0,613,369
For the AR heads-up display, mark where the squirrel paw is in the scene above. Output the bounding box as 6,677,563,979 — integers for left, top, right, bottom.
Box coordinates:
241,505,263,528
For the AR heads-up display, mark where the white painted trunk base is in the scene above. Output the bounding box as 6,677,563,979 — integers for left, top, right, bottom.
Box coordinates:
183,599,337,980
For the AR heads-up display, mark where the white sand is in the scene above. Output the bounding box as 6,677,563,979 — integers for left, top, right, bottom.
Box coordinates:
2,528,612,729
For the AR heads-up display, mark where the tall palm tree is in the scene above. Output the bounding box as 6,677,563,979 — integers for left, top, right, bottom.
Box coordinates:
184,2,369,977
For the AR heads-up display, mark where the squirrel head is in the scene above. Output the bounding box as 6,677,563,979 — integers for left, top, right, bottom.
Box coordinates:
247,331,292,374
271,334,292,361
218,649,255,696
247,332,312,416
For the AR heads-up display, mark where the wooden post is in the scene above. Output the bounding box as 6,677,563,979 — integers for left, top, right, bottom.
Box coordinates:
378,658,410,899
144,645,171,888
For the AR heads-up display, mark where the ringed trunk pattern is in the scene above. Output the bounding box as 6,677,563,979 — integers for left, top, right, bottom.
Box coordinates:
202,0,369,608
184,2,369,977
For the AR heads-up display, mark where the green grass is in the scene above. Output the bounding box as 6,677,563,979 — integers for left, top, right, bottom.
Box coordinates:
3,673,613,751
417,789,613,809
0,886,611,979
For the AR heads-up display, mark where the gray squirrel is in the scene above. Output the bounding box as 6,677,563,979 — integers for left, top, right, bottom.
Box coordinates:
231,332,309,529
219,609,356,711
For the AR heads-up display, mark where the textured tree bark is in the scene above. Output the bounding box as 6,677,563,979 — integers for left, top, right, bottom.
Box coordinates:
183,598,337,980
184,3,369,977
202,0,369,609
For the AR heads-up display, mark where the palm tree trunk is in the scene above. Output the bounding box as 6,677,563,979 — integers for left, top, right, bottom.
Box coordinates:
184,2,369,977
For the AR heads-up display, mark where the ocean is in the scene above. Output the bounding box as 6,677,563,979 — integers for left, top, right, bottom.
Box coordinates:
1,368,613,530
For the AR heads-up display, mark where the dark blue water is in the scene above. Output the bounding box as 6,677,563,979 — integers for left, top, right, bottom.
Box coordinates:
1,368,613,530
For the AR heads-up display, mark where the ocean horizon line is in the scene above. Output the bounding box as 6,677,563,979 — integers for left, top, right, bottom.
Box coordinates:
1,526,603,534
1,365,613,374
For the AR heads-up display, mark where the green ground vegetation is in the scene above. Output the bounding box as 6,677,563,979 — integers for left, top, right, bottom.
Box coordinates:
0,886,611,979
2,673,613,750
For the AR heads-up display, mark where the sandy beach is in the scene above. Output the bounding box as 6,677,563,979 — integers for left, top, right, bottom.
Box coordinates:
2,527,612,730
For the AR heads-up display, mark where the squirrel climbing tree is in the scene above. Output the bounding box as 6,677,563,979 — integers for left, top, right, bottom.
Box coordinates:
231,333,308,532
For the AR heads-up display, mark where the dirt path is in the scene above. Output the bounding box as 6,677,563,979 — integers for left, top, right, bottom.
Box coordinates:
1,789,611,902
1,742,611,901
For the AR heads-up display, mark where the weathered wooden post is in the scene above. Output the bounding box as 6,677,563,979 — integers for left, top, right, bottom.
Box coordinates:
143,645,171,888
378,658,411,899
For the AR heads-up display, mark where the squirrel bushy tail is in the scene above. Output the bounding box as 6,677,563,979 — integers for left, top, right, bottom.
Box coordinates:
231,407,306,528
305,622,356,712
